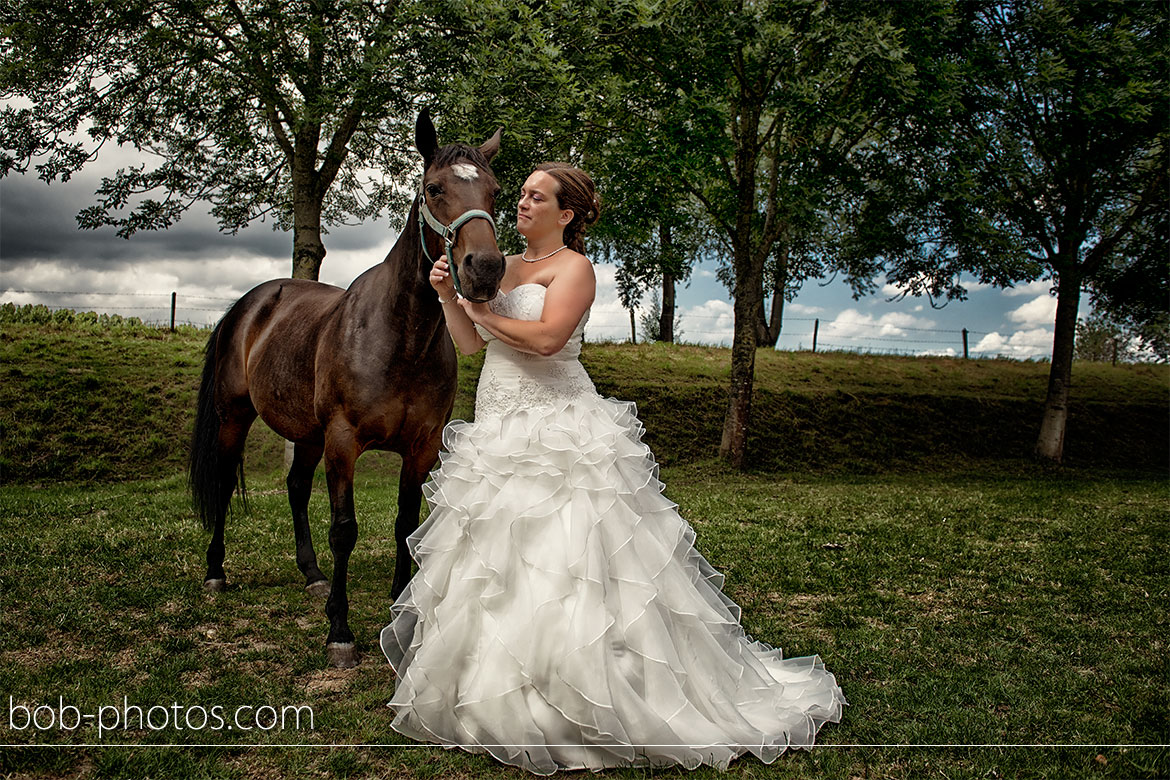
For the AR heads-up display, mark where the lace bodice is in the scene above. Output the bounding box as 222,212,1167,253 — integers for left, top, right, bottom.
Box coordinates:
472,284,595,419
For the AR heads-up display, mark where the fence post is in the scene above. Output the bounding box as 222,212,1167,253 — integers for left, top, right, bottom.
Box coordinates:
812,318,819,353
170,292,177,332
962,328,969,359
629,308,636,343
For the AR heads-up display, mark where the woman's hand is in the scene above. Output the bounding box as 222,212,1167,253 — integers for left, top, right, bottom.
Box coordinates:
429,259,456,301
458,298,492,325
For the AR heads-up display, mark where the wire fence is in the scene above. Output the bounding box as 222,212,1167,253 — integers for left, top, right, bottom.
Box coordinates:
0,289,237,329
1,288,1055,359
585,314,1055,359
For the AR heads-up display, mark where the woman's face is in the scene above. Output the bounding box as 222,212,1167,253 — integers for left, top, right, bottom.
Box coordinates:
516,170,571,240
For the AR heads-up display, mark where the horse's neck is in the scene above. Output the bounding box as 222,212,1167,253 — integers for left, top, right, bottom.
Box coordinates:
348,211,443,343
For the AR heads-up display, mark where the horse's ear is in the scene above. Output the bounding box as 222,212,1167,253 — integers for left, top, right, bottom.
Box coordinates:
479,127,503,162
416,108,438,166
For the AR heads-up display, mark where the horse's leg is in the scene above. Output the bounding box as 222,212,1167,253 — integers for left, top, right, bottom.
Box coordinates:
323,423,360,668
204,413,255,592
287,442,329,597
390,450,434,599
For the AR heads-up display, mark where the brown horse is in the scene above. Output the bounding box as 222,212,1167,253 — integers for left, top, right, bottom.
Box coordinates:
188,111,505,667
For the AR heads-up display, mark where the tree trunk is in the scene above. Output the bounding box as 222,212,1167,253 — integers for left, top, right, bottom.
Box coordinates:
660,274,676,343
1034,269,1083,462
719,92,764,469
292,194,326,281
767,286,785,346
754,303,770,345
659,219,678,341
756,244,789,348
720,244,764,468
291,137,326,281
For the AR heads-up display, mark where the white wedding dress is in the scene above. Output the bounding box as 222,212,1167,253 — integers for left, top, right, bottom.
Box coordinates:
381,283,845,774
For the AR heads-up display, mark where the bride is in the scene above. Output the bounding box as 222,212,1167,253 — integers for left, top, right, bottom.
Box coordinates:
381,162,845,774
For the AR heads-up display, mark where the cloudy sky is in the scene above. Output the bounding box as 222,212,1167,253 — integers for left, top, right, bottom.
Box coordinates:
0,144,1074,360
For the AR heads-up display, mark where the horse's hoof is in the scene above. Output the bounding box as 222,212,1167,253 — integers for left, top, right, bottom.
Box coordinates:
203,578,227,593
326,642,359,668
305,580,331,599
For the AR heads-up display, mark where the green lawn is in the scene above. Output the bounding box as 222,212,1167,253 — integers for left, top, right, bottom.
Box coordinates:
2,321,1167,484
1,464,1166,779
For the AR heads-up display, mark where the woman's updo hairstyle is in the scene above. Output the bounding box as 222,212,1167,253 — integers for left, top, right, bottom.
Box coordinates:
535,162,601,254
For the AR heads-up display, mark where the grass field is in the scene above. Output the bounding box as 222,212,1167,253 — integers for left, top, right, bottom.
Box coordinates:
2,320,1167,483
1,467,1166,778
1,320,1167,778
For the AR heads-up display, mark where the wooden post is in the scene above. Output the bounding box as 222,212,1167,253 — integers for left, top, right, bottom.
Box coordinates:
812,318,819,353
170,292,177,332
1111,338,1118,366
629,308,636,343
962,328,969,359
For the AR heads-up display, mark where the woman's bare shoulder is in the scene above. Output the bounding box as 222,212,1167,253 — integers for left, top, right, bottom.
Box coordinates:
554,251,595,279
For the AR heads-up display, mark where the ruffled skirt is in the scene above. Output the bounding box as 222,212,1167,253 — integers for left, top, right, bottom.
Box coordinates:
380,395,845,774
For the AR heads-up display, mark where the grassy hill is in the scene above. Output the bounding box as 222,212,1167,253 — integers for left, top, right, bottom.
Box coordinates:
1,320,1166,484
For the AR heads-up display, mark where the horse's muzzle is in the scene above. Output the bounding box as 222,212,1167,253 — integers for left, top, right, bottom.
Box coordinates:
457,251,506,304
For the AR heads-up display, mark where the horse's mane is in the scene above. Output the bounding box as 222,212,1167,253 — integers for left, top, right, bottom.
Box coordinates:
430,143,490,170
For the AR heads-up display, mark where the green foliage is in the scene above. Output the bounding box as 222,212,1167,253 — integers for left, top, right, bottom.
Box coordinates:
0,0,443,275
1075,309,1168,364
637,289,682,344
0,302,190,335
857,0,1168,300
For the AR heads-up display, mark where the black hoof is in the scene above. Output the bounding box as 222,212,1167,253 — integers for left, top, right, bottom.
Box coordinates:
326,642,358,668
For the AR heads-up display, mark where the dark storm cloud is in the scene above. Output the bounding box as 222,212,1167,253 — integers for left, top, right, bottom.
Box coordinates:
0,169,392,270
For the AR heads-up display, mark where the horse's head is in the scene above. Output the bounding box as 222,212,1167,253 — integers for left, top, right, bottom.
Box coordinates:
416,110,506,304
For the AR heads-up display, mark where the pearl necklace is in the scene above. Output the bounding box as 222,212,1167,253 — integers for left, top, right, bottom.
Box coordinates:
522,244,567,263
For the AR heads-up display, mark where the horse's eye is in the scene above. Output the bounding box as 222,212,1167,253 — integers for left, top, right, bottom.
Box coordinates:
425,183,443,198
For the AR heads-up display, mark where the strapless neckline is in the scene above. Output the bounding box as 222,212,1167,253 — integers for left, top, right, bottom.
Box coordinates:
499,282,546,296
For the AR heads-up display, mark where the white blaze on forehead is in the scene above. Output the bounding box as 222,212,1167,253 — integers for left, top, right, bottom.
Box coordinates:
451,163,479,181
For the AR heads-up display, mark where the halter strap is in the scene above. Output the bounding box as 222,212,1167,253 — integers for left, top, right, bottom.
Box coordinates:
417,184,497,299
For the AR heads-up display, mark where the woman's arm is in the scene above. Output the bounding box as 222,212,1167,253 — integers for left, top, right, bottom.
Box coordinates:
460,255,595,357
430,259,486,355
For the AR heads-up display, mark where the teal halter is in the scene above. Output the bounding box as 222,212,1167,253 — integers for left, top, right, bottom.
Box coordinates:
417,184,497,299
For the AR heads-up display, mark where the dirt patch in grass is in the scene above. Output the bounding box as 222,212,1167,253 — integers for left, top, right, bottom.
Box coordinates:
302,667,361,695
1,630,96,670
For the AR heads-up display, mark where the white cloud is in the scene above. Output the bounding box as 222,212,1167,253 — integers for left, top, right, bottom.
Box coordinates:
1,255,289,326
974,329,1053,359
583,263,640,343
788,302,822,315
916,347,957,357
883,277,993,298
318,235,399,289
1002,279,1054,297
1007,294,1057,327
819,308,936,344
678,299,735,346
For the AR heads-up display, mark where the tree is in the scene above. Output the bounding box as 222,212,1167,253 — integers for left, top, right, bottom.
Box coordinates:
866,0,1168,461
0,0,439,280
413,1,712,344
1074,311,1129,364
598,0,920,467
639,288,684,344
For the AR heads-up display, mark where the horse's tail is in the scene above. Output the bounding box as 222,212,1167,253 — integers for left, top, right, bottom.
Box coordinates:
188,321,246,531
